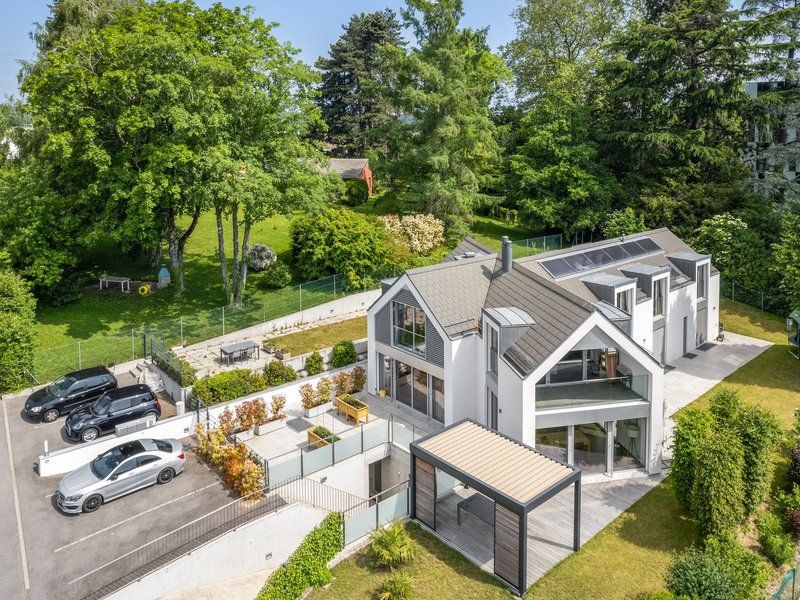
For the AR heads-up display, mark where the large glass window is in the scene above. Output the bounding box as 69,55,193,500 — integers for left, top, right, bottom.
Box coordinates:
614,419,645,470
393,301,426,355
488,326,499,375
653,278,666,317
573,423,608,473
395,361,430,418
547,350,583,383
395,361,413,408
412,368,428,414
432,377,444,423
696,265,707,299
536,427,567,463
379,354,392,397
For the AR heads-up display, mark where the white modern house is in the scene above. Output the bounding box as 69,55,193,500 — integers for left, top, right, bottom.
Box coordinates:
367,229,720,478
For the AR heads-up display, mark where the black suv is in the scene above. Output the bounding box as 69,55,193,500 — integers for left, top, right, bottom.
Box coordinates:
65,385,161,443
24,366,117,423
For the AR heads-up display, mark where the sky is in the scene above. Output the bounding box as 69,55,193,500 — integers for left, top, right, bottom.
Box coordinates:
0,0,520,99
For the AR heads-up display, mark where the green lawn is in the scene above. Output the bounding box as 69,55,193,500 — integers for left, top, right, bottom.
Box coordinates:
34,202,538,352
309,299,796,600
267,317,367,356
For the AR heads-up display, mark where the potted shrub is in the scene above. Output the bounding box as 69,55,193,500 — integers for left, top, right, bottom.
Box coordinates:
332,371,353,397
256,394,287,435
307,425,340,448
302,377,334,418
351,365,366,393
233,398,265,442
274,346,291,360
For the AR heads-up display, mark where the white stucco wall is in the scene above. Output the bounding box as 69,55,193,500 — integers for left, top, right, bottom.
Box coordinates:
108,503,328,600
708,273,721,341
665,284,696,363
497,359,534,446
446,334,482,425
631,298,653,353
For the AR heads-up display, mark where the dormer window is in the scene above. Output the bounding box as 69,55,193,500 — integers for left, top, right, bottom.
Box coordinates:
697,264,707,300
392,301,426,356
653,278,666,317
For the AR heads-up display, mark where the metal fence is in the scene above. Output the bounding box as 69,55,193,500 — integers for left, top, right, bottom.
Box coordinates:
31,231,566,388
67,475,363,600
772,566,797,599
721,277,790,317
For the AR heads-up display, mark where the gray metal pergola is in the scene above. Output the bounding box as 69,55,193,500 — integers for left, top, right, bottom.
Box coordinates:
410,420,581,595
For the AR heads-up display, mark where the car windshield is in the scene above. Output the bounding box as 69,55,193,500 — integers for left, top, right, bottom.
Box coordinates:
90,394,112,416
90,441,145,479
47,375,76,396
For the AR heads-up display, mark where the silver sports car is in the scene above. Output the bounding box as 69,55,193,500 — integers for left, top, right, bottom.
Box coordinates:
56,438,186,514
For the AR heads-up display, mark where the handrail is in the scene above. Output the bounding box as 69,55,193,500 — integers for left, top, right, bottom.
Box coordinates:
342,479,410,517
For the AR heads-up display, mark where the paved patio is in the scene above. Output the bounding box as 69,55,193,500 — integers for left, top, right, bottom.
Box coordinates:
662,331,772,457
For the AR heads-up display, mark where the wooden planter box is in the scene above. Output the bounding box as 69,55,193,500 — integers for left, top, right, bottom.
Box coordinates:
303,401,332,419
307,427,338,448
336,395,369,424
255,419,284,436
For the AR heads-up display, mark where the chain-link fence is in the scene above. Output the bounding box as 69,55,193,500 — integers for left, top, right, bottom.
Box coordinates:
30,232,565,388
772,566,797,599
720,277,791,317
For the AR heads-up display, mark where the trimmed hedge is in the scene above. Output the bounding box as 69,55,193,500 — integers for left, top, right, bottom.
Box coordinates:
0,271,36,392
331,340,357,368
671,408,714,510
256,512,343,600
192,369,266,405
153,349,197,386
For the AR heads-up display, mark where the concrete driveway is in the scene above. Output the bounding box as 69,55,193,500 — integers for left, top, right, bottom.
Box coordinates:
0,389,235,600
662,331,772,457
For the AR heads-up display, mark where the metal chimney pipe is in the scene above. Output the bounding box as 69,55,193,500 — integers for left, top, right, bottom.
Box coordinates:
501,236,513,274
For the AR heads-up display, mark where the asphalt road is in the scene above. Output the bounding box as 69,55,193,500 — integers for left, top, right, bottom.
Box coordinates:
0,389,234,600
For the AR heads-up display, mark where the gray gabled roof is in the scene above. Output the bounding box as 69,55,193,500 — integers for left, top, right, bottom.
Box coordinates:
444,236,494,262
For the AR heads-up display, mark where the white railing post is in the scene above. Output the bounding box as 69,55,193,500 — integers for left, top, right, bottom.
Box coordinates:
222,306,225,335
77,340,82,369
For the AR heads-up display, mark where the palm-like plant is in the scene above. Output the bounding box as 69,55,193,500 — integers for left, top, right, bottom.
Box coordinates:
369,522,418,570
377,574,413,600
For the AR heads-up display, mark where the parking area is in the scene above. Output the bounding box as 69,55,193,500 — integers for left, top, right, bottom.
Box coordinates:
0,385,234,600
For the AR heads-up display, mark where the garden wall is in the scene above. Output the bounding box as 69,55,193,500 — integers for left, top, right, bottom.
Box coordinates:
178,289,380,352
107,503,328,600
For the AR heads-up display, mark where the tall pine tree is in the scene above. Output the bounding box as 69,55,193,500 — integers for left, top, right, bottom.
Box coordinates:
315,10,404,157
377,0,510,218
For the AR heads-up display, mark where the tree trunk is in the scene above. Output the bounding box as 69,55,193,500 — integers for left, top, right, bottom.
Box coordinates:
166,205,201,293
232,221,251,305
230,201,240,304
215,204,231,304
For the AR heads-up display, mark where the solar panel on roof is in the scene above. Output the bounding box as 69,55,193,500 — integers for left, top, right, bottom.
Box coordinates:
540,257,575,278
583,248,615,267
603,245,630,261
563,253,595,271
637,237,662,252
620,240,647,257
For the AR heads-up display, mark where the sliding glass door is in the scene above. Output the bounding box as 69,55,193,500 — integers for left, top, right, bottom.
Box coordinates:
394,360,434,419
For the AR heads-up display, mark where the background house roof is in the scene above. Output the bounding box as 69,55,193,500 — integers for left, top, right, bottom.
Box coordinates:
319,158,369,179
444,236,493,262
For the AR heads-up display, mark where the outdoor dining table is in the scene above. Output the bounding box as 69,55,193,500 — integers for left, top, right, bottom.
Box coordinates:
219,340,260,365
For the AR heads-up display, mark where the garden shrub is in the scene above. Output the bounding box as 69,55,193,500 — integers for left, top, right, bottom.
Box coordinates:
291,208,391,288
305,351,324,376
0,271,36,393
666,537,767,600
351,365,366,392
299,383,318,409
256,512,343,600
711,387,781,515
236,398,268,430
790,446,800,488
248,244,277,272
269,394,286,422
340,178,369,206
378,574,413,600
369,522,418,570
222,444,264,497
316,377,333,404
691,428,745,538
193,369,266,405
380,213,445,256
36,270,83,307
786,509,800,541
671,408,714,510
332,371,353,397
264,360,297,387
331,340,357,368
261,260,292,289
758,512,794,566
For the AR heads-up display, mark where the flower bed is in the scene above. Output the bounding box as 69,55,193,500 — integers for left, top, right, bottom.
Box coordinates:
336,394,368,424
308,425,340,448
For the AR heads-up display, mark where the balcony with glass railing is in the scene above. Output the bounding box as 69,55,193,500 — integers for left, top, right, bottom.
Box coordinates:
535,375,649,411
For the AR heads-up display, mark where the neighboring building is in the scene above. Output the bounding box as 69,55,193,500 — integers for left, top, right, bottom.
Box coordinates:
320,158,375,196
367,229,720,478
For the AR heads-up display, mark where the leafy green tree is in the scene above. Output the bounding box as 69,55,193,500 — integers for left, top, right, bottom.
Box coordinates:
694,213,772,288
602,208,647,238
773,210,800,308
315,10,404,157
502,0,623,102
377,0,510,218
507,64,620,235
601,0,763,185
672,407,715,510
0,271,36,392
291,208,392,288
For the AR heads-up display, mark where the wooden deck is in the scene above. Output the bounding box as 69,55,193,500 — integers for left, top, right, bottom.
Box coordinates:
431,475,664,589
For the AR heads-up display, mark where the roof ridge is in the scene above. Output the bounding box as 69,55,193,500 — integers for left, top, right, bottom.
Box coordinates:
508,262,595,312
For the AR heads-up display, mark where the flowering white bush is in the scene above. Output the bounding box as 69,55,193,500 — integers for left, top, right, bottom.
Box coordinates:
380,213,444,256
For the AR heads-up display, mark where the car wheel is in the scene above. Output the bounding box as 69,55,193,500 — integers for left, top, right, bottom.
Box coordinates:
145,411,158,420
43,409,59,423
80,428,99,443
82,494,103,513
157,468,175,484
